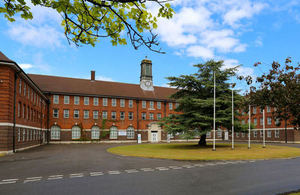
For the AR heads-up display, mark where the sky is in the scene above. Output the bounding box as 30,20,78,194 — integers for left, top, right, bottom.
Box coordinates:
0,0,300,92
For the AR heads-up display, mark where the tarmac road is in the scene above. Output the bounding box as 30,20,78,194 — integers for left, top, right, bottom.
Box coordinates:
0,143,299,195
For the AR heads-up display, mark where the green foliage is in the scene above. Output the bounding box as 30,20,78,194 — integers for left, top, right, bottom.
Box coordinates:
0,0,174,52
244,58,300,129
100,130,109,139
160,60,243,138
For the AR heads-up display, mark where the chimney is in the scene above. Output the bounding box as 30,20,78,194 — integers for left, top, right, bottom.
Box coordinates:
91,70,95,81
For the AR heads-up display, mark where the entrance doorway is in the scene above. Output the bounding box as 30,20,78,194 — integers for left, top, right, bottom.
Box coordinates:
151,131,158,142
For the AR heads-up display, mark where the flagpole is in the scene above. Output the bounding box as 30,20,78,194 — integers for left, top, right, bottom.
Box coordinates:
232,84,234,150
213,70,216,151
263,108,266,148
248,104,251,149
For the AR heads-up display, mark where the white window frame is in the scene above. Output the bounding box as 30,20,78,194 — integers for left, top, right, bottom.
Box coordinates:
128,112,133,120
252,106,256,114
93,110,98,119
74,96,80,105
51,125,61,140
267,106,271,113
91,126,100,140
275,130,280,138
72,126,81,139
93,97,99,106
267,117,272,125
175,103,179,109
84,97,89,105
63,109,69,118
127,126,134,139
149,113,154,120
74,110,79,119
120,112,125,120
254,118,257,126
53,109,59,118
103,98,108,106
102,111,107,119
64,96,70,104
18,128,20,142
267,130,272,138
129,100,133,108
142,113,146,120
53,95,59,104
111,111,116,120
169,102,173,110
150,101,154,109
253,130,257,138
110,126,118,139
84,110,89,119
19,79,22,94
120,99,125,107
23,129,25,141
157,102,161,109
157,113,161,120
142,101,146,108
112,98,117,107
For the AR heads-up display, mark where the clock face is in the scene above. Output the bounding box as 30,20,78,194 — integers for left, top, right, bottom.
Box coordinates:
146,81,151,86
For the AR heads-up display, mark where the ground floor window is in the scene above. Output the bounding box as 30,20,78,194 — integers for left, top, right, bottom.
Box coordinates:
51,125,61,140
91,126,100,139
127,126,134,139
275,130,280,138
18,128,20,142
241,132,245,137
206,132,211,138
253,130,257,138
267,130,272,138
217,130,222,138
72,126,81,139
236,132,239,137
110,126,118,139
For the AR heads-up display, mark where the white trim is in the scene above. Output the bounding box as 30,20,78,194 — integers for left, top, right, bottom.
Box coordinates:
252,127,294,131
0,122,47,131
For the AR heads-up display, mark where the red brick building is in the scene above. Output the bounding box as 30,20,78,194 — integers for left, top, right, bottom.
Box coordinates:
0,52,178,153
0,52,48,153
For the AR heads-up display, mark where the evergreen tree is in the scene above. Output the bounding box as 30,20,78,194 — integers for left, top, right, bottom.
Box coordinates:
161,60,245,146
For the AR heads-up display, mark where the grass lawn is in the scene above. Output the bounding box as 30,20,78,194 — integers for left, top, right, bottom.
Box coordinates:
107,143,300,160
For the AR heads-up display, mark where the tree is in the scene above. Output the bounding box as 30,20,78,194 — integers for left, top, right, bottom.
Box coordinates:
0,0,174,53
160,60,247,146
243,58,300,143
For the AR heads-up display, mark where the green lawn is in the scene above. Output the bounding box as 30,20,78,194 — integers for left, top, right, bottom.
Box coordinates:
107,143,300,160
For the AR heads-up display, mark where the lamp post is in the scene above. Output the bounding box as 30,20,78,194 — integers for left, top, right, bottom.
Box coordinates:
263,108,266,148
213,70,216,151
232,83,235,150
248,104,251,149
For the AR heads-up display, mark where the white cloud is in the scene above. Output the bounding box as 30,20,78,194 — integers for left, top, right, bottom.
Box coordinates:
186,45,214,59
19,63,33,69
154,0,267,60
6,1,64,48
8,24,64,48
223,58,255,78
255,36,263,47
96,76,114,82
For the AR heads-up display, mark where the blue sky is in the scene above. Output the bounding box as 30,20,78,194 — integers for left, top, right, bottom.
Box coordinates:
0,0,300,91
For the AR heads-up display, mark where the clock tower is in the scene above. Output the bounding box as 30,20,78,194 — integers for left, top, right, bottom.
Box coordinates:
140,58,154,91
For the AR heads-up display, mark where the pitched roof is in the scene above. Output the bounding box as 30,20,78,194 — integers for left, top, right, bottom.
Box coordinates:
0,51,15,64
28,74,177,101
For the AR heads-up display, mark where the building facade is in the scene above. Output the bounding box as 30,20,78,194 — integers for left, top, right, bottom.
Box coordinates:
0,52,179,153
0,52,48,153
1,51,299,153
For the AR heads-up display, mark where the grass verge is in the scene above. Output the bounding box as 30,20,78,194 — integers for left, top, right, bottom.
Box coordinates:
107,143,300,160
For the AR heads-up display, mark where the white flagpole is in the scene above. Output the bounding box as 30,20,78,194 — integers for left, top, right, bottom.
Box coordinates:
248,104,251,149
263,108,266,148
213,70,216,151
232,84,234,150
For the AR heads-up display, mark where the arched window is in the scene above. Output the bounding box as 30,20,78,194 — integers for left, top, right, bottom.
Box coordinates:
127,126,135,139
91,126,100,140
51,125,61,140
110,126,118,139
72,126,81,139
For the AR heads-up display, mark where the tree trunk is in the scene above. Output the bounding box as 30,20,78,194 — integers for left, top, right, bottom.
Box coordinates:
198,134,207,146
285,119,288,144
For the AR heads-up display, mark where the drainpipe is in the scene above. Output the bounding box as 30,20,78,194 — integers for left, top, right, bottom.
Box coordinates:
12,72,18,153
40,99,43,145
47,98,50,144
136,100,139,132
